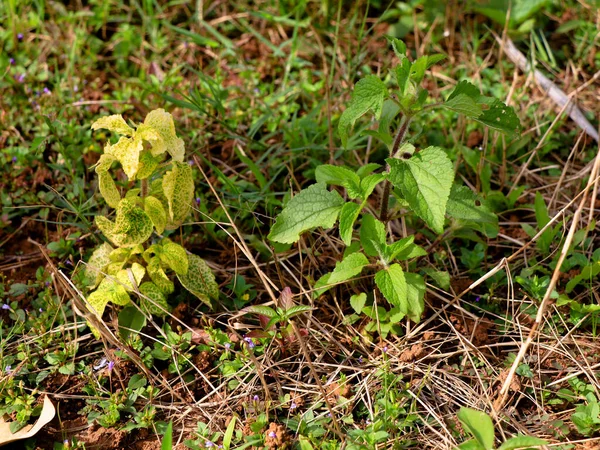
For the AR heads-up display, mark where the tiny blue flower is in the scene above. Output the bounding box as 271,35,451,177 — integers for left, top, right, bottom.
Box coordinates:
290,402,297,410
107,360,115,372
244,337,255,349
17,33,23,40
5,366,11,373
9,58,14,64
382,346,388,354
16,73,25,83
253,395,259,401
188,160,194,165
205,441,214,448
195,197,201,204
43,87,51,95
73,85,78,92
268,431,276,438
1,304,10,310
224,343,231,350
39,308,43,312
358,356,363,363
475,296,481,302
11,156,17,163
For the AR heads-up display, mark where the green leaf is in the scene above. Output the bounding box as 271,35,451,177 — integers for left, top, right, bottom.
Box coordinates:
350,293,367,314
339,76,388,147
162,161,194,229
497,435,548,450
97,171,121,209
387,146,454,233
314,252,369,296
457,439,486,450
87,277,131,319
444,94,483,118
315,164,360,187
360,173,385,199
147,257,174,295
447,186,498,223
222,416,236,450
285,305,313,318
115,262,145,291
268,183,344,244
139,282,170,317
140,108,185,162
91,114,134,136
339,202,362,246
457,408,495,450
157,240,189,275
386,36,407,59
243,305,278,318
360,214,386,258
422,268,450,290
118,305,147,341
385,236,416,261
144,196,167,235
375,264,407,311
85,242,114,287
137,150,161,180
177,254,218,307
404,272,425,322
96,198,154,248
478,99,521,136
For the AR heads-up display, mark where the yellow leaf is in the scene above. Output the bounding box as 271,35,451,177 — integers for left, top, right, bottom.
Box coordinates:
105,136,143,180
141,109,185,162
91,114,134,136
84,242,114,287
162,162,194,227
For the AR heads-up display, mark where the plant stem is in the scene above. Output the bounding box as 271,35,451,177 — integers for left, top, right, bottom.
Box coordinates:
380,117,411,222
141,178,148,198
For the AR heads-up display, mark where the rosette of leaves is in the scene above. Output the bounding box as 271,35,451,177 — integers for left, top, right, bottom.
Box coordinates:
268,39,520,324
82,109,218,335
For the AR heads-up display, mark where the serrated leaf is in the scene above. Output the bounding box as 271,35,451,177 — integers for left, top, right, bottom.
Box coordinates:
350,293,367,314
104,136,144,180
162,161,194,228
157,240,189,275
444,94,483,118
422,268,450,290
177,254,218,307
115,263,145,292
98,171,121,208
339,202,362,246
374,264,407,311
95,153,116,173
457,408,495,450
404,272,425,322
339,76,388,148
144,196,167,235
268,183,344,244
386,36,407,59
91,114,134,136
138,282,170,317
314,252,369,297
360,173,385,198
96,198,154,248
497,435,547,450
147,257,174,295
141,109,185,161
243,305,278,318
360,214,386,258
384,236,415,261
85,242,114,287
387,146,454,233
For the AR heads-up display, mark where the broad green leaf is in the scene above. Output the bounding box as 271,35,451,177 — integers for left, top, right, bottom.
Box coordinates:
447,185,499,237
444,94,483,118
375,264,407,311
137,150,161,180
104,136,144,180
115,263,145,291
88,277,131,319
139,282,170,317
98,171,121,208
360,173,385,199
268,183,344,244
314,252,369,296
457,439,486,450
141,109,185,161
177,254,218,307
422,268,451,290
157,240,189,275
394,58,412,95
404,272,425,322
386,36,407,59
385,236,415,261
339,76,388,147
144,196,167,235
147,257,174,295
387,146,454,234
497,435,548,450
339,202,362,246
350,293,367,314
85,242,114,287
161,422,173,450
457,408,495,450
477,99,521,136
96,198,154,248
243,305,278,318
91,114,134,136
162,161,194,228
285,305,313,318
315,165,360,187
360,214,386,258
118,305,147,340
356,163,382,178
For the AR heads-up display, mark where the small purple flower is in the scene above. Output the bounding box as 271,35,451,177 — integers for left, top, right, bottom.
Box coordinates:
9,58,14,64
327,412,332,418
253,395,259,401
205,441,214,448
35,90,40,96
65,259,73,266
475,296,481,302
5,366,11,373
1,304,10,310
358,356,363,363
43,87,51,95
290,402,297,410
16,73,25,83
45,281,50,287
188,160,194,166
11,156,17,163
224,343,231,350
39,308,43,312
382,346,388,354
195,197,201,204
107,360,115,372
268,431,276,438
73,85,78,92
17,33,23,40
253,88,260,94
244,337,255,349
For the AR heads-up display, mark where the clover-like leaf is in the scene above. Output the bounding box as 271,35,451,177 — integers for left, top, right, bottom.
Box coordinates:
96,198,154,248
91,114,134,136
84,242,114,287
387,146,454,234
177,254,218,307
147,257,175,295
162,161,194,228
141,109,185,162
144,196,167,235
139,282,170,317
339,76,389,148
268,183,344,244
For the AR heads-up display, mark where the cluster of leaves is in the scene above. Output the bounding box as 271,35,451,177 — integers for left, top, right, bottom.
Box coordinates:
268,38,519,326
83,110,218,331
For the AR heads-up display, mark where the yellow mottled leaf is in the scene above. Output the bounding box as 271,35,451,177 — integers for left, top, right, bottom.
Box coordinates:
162,162,194,228
141,109,185,161
139,282,170,317
98,171,121,208
116,262,146,291
177,254,218,307
84,242,114,287
147,257,174,295
95,153,116,173
105,136,143,180
91,114,134,136
144,196,167,235
136,150,162,180
87,276,131,318
96,198,154,248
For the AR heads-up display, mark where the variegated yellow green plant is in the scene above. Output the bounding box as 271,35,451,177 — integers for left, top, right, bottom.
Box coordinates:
83,109,218,330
